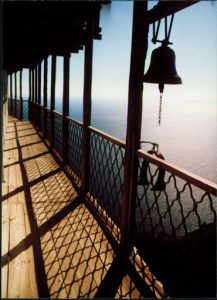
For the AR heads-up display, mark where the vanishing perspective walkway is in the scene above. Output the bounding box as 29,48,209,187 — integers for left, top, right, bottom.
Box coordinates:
1,116,144,298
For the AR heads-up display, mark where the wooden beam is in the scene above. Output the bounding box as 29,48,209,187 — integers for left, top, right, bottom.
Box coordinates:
81,20,93,198
20,69,23,120
50,55,56,147
62,53,70,164
120,2,149,255
145,1,199,25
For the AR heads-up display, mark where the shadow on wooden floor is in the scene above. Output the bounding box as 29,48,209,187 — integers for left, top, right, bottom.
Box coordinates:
2,118,142,298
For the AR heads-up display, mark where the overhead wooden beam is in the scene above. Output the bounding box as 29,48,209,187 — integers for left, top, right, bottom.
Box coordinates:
145,1,199,24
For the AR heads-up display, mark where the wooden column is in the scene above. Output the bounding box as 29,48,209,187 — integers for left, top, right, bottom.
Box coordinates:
35,66,38,104
38,63,41,105
28,69,31,120
62,53,70,164
38,62,42,130
50,55,56,147
5,71,8,131
10,74,13,115
120,2,149,254
14,72,17,117
81,20,93,198
20,69,23,120
32,69,35,103
43,57,48,138
35,66,38,125
29,69,32,101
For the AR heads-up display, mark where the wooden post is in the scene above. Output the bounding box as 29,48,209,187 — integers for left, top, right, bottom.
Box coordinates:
38,62,41,130
5,71,8,131
43,57,48,138
62,53,70,164
35,66,38,104
10,74,13,115
81,20,93,198
32,69,34,103
31,69,34,123
50,55,56,147
28,69,31,120
20,69,23,120
35,66,38,126
120,2,149,255
14,72,17,118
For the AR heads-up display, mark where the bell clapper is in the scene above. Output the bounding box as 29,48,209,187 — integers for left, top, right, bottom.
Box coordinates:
158,93,163,126
158,83,164,126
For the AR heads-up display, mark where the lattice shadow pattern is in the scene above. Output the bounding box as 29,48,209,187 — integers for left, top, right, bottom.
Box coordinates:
135,157,217,297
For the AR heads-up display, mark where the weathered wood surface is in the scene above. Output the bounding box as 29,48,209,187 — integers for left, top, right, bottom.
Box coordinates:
1,116,143,298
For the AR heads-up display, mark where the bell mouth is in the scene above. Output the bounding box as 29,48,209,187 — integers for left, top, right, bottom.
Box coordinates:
143,76,182,85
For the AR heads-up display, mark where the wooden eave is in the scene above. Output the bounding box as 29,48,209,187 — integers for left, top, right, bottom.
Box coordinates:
3,1,106,74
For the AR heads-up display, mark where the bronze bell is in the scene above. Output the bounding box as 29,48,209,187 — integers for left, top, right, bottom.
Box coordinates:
138,150,166,191
144,44,182,93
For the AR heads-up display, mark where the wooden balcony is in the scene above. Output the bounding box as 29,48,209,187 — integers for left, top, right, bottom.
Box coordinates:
2,116,164,298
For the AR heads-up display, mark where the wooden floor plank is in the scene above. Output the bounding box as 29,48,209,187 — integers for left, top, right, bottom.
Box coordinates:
2,117,153,299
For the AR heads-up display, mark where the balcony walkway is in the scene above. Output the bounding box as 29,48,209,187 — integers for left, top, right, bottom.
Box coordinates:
1,117,142,298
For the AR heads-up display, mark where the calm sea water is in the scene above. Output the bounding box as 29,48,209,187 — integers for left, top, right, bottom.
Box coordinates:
54,96,217,184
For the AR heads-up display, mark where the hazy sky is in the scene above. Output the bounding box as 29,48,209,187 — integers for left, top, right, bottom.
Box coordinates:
15,1,217,106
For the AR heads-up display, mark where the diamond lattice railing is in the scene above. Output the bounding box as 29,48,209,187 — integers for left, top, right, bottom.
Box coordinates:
88,129,125,241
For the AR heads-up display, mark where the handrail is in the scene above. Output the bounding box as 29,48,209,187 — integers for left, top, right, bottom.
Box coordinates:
88,126,126,149
137,149,217,196
27,101,217,196
66,115,83,127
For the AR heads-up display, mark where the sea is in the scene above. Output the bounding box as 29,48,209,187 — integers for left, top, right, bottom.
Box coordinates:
53,96,217,184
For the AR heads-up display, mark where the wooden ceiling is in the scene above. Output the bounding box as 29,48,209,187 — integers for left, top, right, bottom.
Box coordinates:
3,1,198,75
3,1,108,74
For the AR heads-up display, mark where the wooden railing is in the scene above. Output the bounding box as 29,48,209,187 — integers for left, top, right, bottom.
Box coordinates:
9,99,217,298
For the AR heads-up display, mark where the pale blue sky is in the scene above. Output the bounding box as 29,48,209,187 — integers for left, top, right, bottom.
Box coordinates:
15,1,217,106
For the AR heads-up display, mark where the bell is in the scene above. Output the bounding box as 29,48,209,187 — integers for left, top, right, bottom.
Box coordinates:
144,44,182,93
138,159,149,185
151,168,166,191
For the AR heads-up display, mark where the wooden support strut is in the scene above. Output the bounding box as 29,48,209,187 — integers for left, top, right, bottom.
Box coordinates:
43,57,48,138
20,69,23,120
120,2,149,255
10,74,13,115
28,69,31,120
34,66,38,126
31,69,34,123
50,55,56,147
38,62,41,130
14,72,17,117
62,53,70,164
81,20,93,198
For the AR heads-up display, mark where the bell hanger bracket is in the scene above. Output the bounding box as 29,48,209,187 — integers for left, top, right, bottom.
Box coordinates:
152,14,174,47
